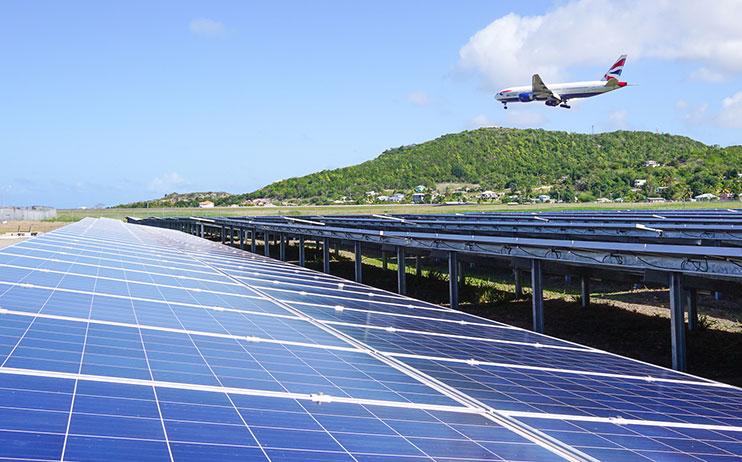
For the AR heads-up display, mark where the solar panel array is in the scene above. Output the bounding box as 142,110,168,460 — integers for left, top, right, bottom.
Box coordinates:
1,218,741,461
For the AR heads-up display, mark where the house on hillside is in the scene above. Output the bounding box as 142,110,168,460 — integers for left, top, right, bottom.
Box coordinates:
646,197,666,203
198,201,214,208
634,179,647,187
720,193,739,201
412,193,425,203
389,193,405,203
695,193,718,201
479,190,500,200
643,160,661,168
414,185,426,193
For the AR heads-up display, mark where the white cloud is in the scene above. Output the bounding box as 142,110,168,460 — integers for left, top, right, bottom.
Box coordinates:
716,92,742,128
468,114,498,129
688,67,726,83
407,90,431,106
189,18,227,37
458,0,742,89
504,109,547,127
607,109,630,130
148,172,185,193
675,99,708,126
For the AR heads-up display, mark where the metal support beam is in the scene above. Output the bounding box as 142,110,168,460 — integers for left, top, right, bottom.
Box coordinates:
264,232,270,257
448,251,458,310
397,246,406,295
415,256,421,277
531,259,544,333
239,229,244,250
230,226,234,246
299,235,306,267
686,288,698,331
382,251,388,271
221,226,225,244
250,229,256,253
669,272,687,372
514,269,523,298
200,223,204,238
279,233,286,261
323,238,331,274
354,241,362,283
580,276,590,308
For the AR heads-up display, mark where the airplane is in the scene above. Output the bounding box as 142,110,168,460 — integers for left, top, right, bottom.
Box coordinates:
495,55,628,109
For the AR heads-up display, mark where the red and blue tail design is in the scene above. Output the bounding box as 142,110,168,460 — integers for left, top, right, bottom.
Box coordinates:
601,54,627,81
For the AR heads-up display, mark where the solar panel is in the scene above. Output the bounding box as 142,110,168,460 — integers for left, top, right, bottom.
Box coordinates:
1,217,741,461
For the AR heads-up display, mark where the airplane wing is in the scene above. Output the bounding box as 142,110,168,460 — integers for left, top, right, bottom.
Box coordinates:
532,74,562,101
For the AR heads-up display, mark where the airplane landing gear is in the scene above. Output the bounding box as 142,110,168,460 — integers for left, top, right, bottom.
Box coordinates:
502,102,508,109
560,103,571,109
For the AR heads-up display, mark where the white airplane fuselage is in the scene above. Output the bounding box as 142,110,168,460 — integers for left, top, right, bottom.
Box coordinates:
495,55,629,109
495,80,626,105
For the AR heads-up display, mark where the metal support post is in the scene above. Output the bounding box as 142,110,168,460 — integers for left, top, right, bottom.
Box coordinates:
580,276,590,308
239,229,244,250
669,272,687,372
230,226,234,246
448,251,458,310
396,246,406,295
531,259,544,333
264,232,270,257
323,238,330,274
514,269,523,298
200,223,204,238
299,235,305,267
382,251,388,271
686,288,698,331
279,233,286,261
354,241,362,283
415,256,421,277
221,226,225,244
251,229,256,253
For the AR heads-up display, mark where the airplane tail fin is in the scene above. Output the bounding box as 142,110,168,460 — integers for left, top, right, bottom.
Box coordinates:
601,54,627,82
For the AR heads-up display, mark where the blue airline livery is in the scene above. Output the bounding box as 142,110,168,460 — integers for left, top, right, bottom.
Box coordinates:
495,55,628,109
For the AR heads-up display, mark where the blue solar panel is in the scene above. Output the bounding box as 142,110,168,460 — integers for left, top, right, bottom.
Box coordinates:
1,217,741,461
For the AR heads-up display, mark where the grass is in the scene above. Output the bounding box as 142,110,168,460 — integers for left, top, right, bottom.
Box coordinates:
50,200,741,222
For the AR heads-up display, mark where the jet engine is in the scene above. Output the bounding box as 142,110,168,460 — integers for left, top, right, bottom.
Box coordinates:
518,92,534,102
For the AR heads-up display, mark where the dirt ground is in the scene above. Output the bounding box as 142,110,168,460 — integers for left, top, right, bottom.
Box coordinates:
0,221,68,248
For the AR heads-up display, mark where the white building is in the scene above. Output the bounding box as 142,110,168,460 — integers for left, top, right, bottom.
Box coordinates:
695,193,719,201
389,193,405,203
634,179,647,187
198,201,215,208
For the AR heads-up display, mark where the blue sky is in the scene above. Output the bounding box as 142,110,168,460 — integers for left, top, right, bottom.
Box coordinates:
2,0,741,208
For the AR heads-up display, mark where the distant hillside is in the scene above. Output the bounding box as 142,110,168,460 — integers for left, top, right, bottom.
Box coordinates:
115,192,233,208
116,128,742,207
235,128,741,204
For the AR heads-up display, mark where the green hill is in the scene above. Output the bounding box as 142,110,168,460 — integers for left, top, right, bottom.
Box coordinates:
115,191,233,209
237,128,742,204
